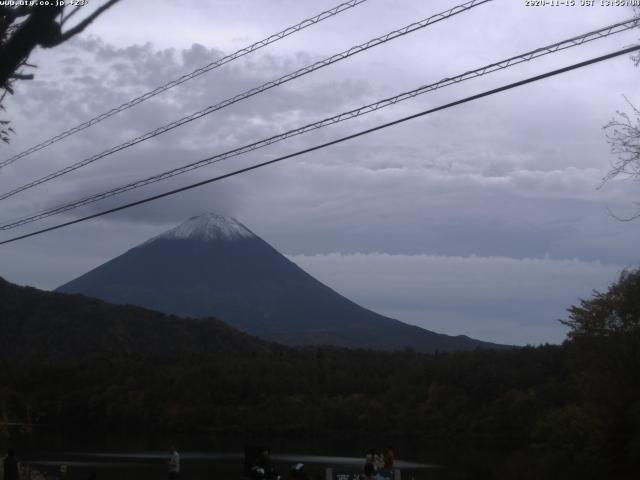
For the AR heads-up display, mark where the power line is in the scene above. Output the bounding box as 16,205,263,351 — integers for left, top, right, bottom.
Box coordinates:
0,0,492,202
0,0,370,170
2,17,637,231
1,44,637,246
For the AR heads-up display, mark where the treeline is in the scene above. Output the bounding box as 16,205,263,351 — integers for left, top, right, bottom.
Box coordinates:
0,271,639,479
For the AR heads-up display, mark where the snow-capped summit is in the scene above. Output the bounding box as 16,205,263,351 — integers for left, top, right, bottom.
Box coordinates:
57,212,499,352
152,213,255,243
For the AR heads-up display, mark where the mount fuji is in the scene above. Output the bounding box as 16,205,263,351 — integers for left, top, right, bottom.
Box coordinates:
57,213,500,351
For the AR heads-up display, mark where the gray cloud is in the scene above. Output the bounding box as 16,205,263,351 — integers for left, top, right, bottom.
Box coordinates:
288,252,624,345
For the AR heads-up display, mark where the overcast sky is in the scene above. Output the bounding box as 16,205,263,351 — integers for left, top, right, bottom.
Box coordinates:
0,0,639,345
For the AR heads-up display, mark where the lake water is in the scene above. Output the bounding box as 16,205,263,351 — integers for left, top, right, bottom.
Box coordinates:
19,451,443,480
1,430,447,480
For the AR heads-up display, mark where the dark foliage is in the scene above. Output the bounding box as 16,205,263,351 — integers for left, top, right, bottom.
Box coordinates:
558,269,640,478
1,271,639,478
0,2,120,142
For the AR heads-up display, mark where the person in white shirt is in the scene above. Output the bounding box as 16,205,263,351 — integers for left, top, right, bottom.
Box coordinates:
168,445,180,479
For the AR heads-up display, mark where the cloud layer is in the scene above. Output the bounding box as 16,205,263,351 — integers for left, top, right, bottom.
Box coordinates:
0,0,638,344
288,252,623,345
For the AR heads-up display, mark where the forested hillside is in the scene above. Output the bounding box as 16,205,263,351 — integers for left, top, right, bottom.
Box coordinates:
1,271,639,479
0,276,270,360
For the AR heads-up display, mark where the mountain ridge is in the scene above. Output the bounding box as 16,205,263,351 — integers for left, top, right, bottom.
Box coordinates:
0,275,271,361
57,213,503,352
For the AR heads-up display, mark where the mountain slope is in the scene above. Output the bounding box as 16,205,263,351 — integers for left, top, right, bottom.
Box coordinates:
57,213,501,352
0,276,269,361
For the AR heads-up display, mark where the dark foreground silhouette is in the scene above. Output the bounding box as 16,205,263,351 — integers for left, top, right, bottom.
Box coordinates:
1,269,639,479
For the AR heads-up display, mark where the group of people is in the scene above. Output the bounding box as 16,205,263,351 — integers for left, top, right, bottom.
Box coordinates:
363,446,395,479
249,448,278,480
2,448,91,480
249,447,308,480
4,444,395,479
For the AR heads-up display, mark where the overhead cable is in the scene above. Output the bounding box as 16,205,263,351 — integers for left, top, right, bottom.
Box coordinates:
1,44,637,246
0,0,492,201
2,18,637,231
0,0,371,170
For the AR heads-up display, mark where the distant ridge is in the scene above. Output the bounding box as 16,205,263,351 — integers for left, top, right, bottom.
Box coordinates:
57,213,503,352
0,276,269,361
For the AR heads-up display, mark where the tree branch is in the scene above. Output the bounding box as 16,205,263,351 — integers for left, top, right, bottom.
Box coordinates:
606,205,640,222
0,6,34,20
9,73,33,80
0,6,62,84
56,0,121,44
60,5,83,26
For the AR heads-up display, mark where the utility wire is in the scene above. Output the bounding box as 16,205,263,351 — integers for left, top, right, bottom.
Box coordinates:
0,0,370,170
0,0,491,202
1,45,637,246
2,18,637,231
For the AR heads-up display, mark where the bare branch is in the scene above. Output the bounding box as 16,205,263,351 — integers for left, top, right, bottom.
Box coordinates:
603,97,640,184
60,6,83,26
0,1,121,144
602,92,640,220
9,73,33,80
606,204,640,222
56,0,121,44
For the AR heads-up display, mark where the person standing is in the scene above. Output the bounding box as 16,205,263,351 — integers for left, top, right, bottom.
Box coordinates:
383,446,395,469
3,449,20,480
373,450,384,470
364,449,376,469
168,445,180,480
259,448,278,480
363,462,376,480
